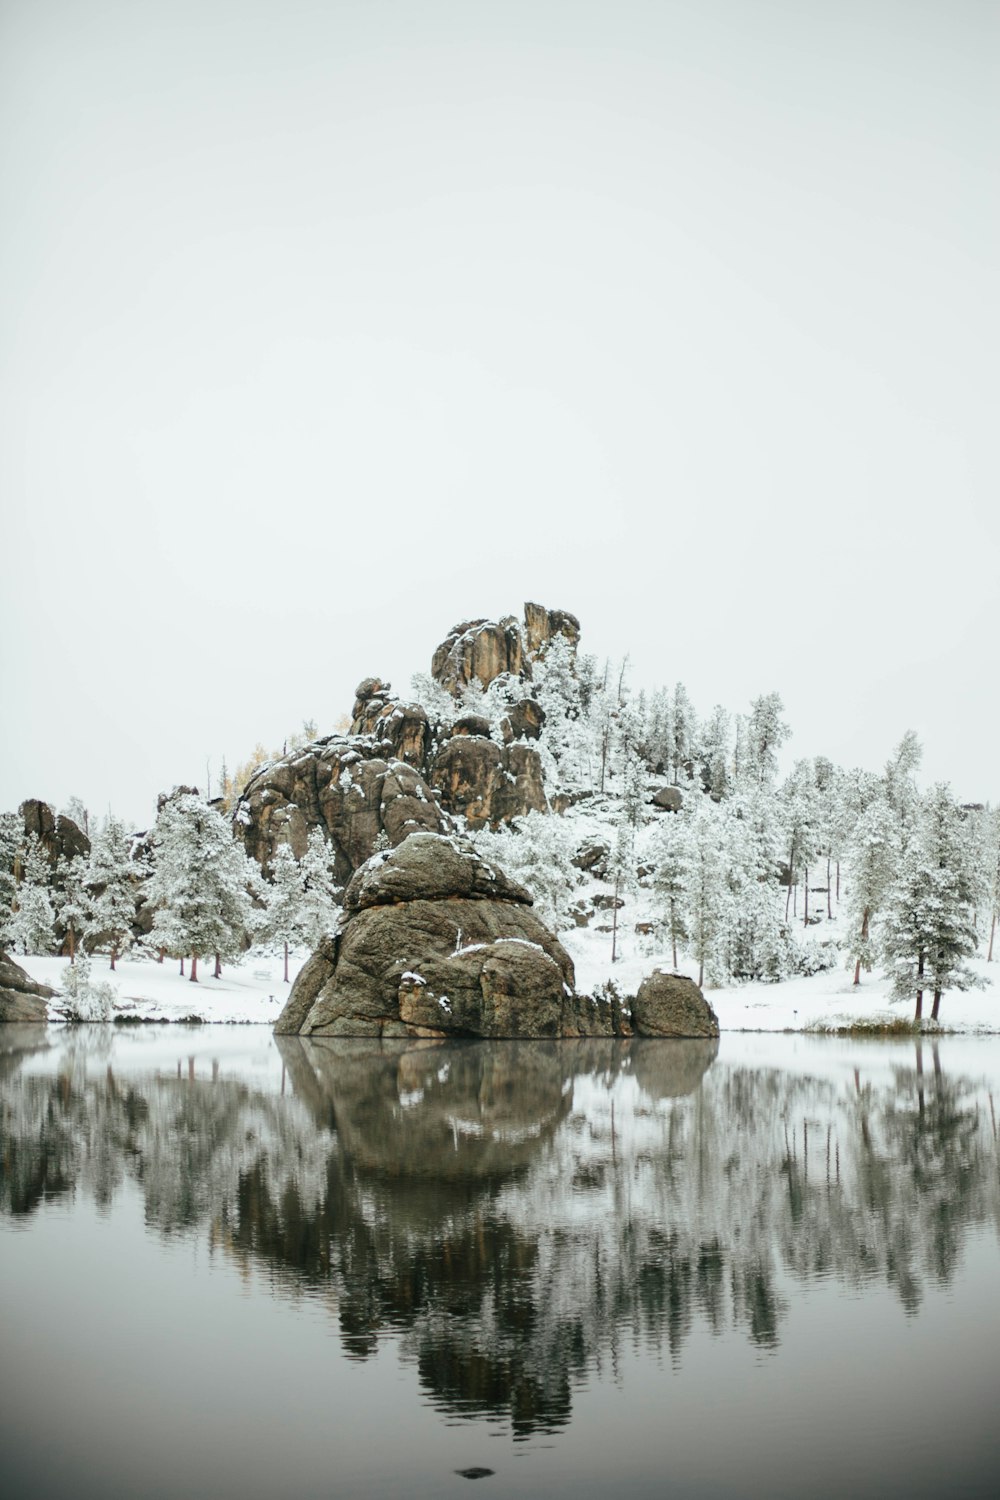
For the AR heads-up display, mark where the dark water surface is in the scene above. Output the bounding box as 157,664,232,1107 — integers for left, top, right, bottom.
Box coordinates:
1,1026,998,1500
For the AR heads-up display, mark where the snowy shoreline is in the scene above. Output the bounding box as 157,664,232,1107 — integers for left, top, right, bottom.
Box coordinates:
14,949,999,1035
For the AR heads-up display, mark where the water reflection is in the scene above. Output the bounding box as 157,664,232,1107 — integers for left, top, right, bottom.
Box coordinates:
1,1029,997,1439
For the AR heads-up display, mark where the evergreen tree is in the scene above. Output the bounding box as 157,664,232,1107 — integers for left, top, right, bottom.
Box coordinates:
884,730,922,842
670,683,697,785
651,813,691,970
780,760,822,924
56,852,89,963
0,810,21,945
260,843,308,983
471,811,580,932
844,793,896,985
685,798,731,988
741,693,789,792
299,829,343,948
6,833,55,955
84,815,140,970
880,785,984,1022
146,793,260,981
698,705,732,800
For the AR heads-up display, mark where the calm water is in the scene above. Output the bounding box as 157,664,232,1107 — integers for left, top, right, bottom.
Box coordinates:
1,1025,998,1500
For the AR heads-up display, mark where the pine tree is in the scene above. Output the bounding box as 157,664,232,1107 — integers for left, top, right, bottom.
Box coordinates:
299,829,343,948
6,833,55,955
671,683,697,785
686,798,731,988
651,814,691,970
0,810,21,945
146,793,260,981
260,843,309,983
84,815,140,969
742,693,790,792
698,706,732,800
844,794,896,985
880,785,985,1022
780,760,822,924
56,852,89,963
470,811,580,932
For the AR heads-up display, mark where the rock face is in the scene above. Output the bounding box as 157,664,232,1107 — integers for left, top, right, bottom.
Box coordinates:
349,680,430,767
233,737,450,880
428,737,547,829
431,617,526,696
0,951,53,1023
430,603,579,698
276,833,578,1040
632,972,720,1038
19,799,90,868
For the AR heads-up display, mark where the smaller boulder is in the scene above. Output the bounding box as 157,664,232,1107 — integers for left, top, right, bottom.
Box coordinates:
633,972,719,1038
650,786,683,813
0,950,53,1023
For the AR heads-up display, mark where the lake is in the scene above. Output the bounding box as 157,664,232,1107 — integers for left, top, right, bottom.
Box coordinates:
1,1025,997,1499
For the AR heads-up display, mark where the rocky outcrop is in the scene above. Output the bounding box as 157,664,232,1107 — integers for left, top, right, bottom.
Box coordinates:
233,737,450,881
632,972,720,1038
349,681,430,767
431,617,526,696
428,736,547,829
276,833,577,1040
19,800,90,869
650,786,683,813
522,601,580,657
0,951,52,1023
430,603,579,699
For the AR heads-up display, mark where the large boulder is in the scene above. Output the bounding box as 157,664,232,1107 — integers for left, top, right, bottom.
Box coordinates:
233,736,450,880
0,951,52,1023
632,972,720,1038
276,833,577,1040
349,681,430,767
428,736,547,829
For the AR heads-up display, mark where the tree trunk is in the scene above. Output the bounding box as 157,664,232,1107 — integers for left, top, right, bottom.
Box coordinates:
190,953,198,983
157,947,164,964
836,860,840,902
283,941,290,984
914,952,925,1022
214,953,222,979
672,930,678,971
180,956,185,976
803,866,809,928
611,876,620,964
989,911,996,963
931,988,942,1022
785,846,794,920
110,947,116,972
853,909,869,986
826,857,832,919
698,957,704,988
68,926,75,965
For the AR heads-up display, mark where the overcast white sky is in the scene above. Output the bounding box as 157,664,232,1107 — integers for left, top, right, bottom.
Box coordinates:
1,0,997,828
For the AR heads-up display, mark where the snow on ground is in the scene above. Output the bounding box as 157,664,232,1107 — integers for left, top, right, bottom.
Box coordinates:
20,951,311,1026
17,940,999,1033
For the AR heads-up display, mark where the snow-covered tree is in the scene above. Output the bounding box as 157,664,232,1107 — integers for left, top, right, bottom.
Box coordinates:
259,843,308,983
651,813,691,970
780,760,822,924
6,833,55,955
0,810,21,945
880,785,985,1022
84,814,141,970
741,693,789,792
56,852,90,963
698,705,732,800
884,730,922,842
670,682,697,785
146,793,261,981
299,829,343,948
470,811,580,933
685,798,731,988
844,793,897,985
60,796,90,838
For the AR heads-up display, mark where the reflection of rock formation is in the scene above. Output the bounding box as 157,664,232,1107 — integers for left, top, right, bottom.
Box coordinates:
2,1034,998,1436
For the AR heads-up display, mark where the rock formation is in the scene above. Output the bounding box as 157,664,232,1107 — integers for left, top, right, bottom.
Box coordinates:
276,833,578,1039
429,603,579,698
428,736,547,829
19,800,90,869
632,972,720,1038
0,951,52,1023
233,738,450,880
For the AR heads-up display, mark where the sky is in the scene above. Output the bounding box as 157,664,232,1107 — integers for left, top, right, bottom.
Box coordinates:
1,0,997,829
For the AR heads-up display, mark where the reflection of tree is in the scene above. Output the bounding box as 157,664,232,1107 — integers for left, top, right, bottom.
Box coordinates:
1,1031,998,1437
